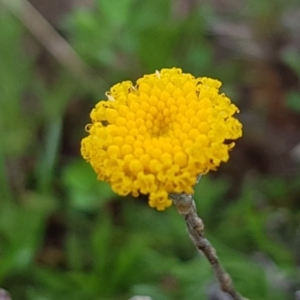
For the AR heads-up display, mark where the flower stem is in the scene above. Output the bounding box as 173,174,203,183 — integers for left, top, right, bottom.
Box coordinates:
169,192,246,300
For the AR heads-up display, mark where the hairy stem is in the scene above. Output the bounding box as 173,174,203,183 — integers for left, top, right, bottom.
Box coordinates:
169,192,246,300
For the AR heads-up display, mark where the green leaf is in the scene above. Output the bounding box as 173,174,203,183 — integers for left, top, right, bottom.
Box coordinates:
96,0,135,28
62,159,115,211
286,90,300,112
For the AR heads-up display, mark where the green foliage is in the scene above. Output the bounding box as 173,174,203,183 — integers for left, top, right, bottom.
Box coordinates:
286,90,300,113
62,159,115,211
0,0,300,299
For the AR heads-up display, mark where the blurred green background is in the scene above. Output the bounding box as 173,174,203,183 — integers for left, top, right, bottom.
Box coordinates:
0,0,300,299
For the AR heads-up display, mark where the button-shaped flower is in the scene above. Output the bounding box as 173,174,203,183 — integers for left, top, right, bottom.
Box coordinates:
81,68,242,210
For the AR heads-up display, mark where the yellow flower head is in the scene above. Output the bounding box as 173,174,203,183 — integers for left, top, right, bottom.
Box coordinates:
81,68,242,210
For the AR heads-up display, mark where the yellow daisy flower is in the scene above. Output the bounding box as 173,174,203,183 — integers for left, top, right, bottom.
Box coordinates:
81,68,242,210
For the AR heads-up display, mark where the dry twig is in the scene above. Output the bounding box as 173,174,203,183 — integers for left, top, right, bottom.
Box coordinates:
1,0,107,87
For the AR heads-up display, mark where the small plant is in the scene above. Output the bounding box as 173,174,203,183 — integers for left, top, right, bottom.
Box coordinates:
81,68,244,299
